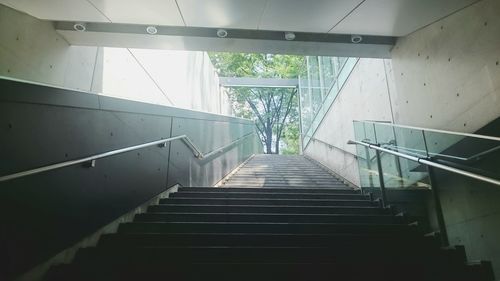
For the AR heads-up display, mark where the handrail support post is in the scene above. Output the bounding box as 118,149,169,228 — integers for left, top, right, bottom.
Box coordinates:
375,149,388,208
426,164,449,246
83,159,96,168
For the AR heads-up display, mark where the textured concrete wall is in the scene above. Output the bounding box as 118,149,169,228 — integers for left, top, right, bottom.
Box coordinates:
305,0,500,275
0,78,255,278
389,0,500,275
0,4,232,115
390,0,500,132
0,4,98,91
303,58,396,186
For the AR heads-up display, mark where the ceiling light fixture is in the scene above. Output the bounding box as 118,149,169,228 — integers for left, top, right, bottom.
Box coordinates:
146,26,158,35
284,32,296,41
351,35,363,43
216,29,228,38
73,22,87,32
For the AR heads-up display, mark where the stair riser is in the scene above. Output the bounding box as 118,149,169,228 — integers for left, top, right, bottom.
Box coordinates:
180,187,359,194
118,223,415,235
98,233,422,247
73,247,453,265
223,184,348,188
134,213,400,224
160,198,376,207
148,205,388,215
171,192,368,200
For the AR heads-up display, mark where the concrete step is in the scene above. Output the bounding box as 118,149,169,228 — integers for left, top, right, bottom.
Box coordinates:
171,191,367,200
224,181,345,186
221,181,348,189
148,204,388,215
118,222,414,235
97,232,427,249
72,245,456,265
134,212,400,224
180,187,358,194
159,198,375,207
45,260,471,281
230,175,335,177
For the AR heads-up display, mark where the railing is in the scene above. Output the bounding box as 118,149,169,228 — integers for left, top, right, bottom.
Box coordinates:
348,140,500,187
348,120,500,246
308,136,359,159
0,132,255,182
351,120,500,189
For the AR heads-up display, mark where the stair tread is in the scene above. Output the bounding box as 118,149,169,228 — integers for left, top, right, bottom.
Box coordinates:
43,154,491,281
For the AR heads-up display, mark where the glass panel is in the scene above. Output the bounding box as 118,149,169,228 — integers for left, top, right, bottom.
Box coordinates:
353,121,379,188
424,132,500,180
354,121,500,191
353,121,432,189
299,56,359,147
380,123,430,188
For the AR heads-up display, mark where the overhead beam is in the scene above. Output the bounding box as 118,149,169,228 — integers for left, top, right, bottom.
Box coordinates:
55,22,396,58
219,77,298,88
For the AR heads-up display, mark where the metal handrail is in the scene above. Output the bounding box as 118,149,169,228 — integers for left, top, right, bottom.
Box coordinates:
309,137,359,158
348,140,500,187
356,120,500,142
0,132,255,182
356,120,500,163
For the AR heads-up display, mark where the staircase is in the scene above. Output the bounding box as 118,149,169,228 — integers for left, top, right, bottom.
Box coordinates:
45,155,494,281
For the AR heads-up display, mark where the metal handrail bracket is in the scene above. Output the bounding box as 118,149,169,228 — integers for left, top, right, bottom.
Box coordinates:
309,137,359,158
0,132,255,183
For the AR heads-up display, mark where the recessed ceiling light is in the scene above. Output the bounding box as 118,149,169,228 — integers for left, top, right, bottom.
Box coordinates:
217,29,228,38
146,26,158,35
284,32,296,41
73,22,86,32
351,35,363,43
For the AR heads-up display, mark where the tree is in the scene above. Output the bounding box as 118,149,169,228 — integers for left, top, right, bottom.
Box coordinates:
209,53,304,154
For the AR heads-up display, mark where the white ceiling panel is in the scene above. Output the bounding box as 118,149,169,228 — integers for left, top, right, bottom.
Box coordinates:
88,0,184,25
331,0,479,36
259,0,364,32
0,0,109,22
176,0,267,29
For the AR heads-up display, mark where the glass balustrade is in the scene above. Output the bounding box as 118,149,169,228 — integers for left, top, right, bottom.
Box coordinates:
353,121,500,189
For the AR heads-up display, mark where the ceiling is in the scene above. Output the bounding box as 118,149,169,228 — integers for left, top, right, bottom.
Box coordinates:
0,0,480,36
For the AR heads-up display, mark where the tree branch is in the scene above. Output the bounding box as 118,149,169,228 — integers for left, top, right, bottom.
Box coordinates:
276,89,296,140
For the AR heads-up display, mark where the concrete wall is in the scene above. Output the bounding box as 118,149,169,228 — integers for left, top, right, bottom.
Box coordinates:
0,4,98,91
0,4,232,115
303,58,396,186
0,78,258,279
390,0,500,132
305,0,500,275
389,0,500,275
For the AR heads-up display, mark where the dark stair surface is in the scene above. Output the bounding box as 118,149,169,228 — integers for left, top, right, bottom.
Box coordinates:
44,155,494,281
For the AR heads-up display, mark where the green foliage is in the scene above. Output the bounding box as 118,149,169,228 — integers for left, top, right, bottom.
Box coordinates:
209,53,304,154
281,122,300,155
210,53,305,78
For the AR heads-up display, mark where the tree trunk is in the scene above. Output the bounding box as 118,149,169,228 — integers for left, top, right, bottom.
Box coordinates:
265,126,273,154
275,135,280,154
